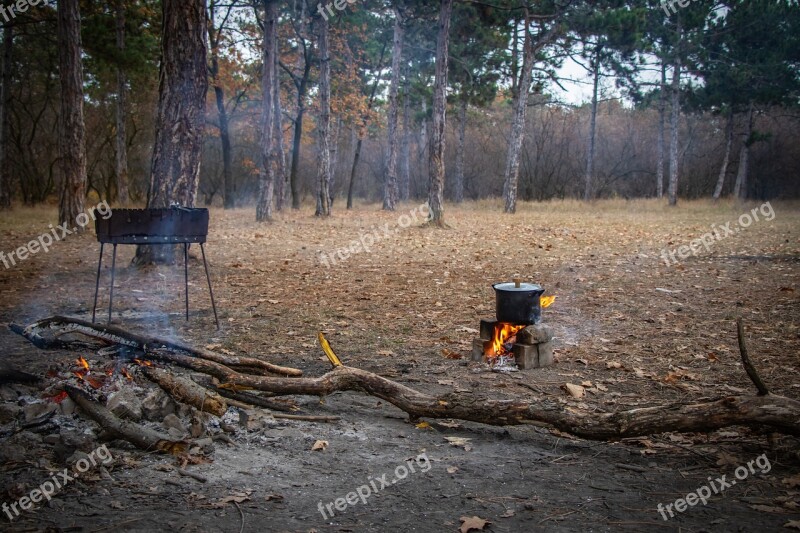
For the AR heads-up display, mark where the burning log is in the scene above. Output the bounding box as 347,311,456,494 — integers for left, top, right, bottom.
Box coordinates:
10,316,302,377
141,367,227,417
65,385,187,455
13,318,800,440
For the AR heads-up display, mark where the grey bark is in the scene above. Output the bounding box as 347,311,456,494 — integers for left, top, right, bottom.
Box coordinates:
733,102,754,200
583,49,600,202
289,0,309,210
57,0,87,229
502,16,533,214
656,59,666,199
454,94,467,203
256,0,278,222
427,0,453,226
0,26,13,208
315,16,331,217
667,23,681,207
134,0,208,264
712,109,734,200
383,10,403,211
115,1,129,205
329,117,341,207
273,33,287,211
667,59,680,206
400,78,411,201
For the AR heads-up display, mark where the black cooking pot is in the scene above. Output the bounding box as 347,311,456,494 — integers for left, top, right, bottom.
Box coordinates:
493,279,545,324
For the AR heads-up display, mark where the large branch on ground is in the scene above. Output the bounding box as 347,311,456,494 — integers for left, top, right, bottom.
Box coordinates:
10,316,302,376
65,385,187,455
14,318,800,440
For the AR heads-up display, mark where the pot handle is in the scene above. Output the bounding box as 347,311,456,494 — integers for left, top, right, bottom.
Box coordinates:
513,276,521,288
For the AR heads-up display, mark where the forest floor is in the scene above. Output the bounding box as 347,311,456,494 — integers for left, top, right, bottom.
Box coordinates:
0,198,798,533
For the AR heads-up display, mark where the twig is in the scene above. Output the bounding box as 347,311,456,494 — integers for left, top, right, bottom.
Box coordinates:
737,318,770,396
177,468,208,483
234,501,245,533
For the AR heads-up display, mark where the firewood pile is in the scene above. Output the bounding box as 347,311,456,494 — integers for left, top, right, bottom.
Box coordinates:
2,316,338,474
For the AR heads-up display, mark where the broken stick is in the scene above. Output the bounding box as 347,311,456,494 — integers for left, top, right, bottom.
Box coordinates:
65,385,187,455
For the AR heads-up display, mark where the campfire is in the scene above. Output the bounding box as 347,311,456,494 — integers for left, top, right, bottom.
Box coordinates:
472,279,556,370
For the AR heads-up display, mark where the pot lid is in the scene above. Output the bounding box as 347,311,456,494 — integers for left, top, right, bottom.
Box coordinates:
493,281,543,292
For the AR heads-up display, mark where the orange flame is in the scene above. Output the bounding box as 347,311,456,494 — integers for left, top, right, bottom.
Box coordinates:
541,295,556,308
121,368,133,381
73,371,85,381
490,323,525,357
76,356,90,371
133,359,153,367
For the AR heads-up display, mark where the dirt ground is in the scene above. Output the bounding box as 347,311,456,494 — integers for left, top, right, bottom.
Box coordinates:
0,199,798,533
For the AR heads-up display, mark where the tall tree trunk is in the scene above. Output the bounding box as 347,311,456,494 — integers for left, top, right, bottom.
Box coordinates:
0,26,13,208
383,10,403,211
133,0,208,264
347,37,387,209
656,59,666,199
57,0,87,229
733,101,754,200
114,1,129,205
667,22,681,207
419,100,427,178
454,93,467,203
289,64,309,210
502,15,533,214
713,108,734,200
315,16,331,217
273,34,287,211
583,49,600,202
400,77,411,201
256,0,277,222
427,0,453,226
329,117,341,207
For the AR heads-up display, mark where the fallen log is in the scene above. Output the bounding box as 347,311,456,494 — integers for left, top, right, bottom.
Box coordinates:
15,318,800,440
65,385,187,455
142,367,227,417
11,316,302,377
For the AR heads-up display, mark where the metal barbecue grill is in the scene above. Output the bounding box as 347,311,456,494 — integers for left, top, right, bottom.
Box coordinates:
92,207,219,328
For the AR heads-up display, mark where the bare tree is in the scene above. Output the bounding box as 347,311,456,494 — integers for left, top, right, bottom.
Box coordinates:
57,0,87,228
133,0,208,264
115,0,129,205
256,0,278,221
383,8,403,211
427,0,453,226
315,14,331,217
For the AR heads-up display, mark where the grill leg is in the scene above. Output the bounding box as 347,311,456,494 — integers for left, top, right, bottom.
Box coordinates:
184,243,189,321
91,243,104,323
108,244,117,324
200,243,219,329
